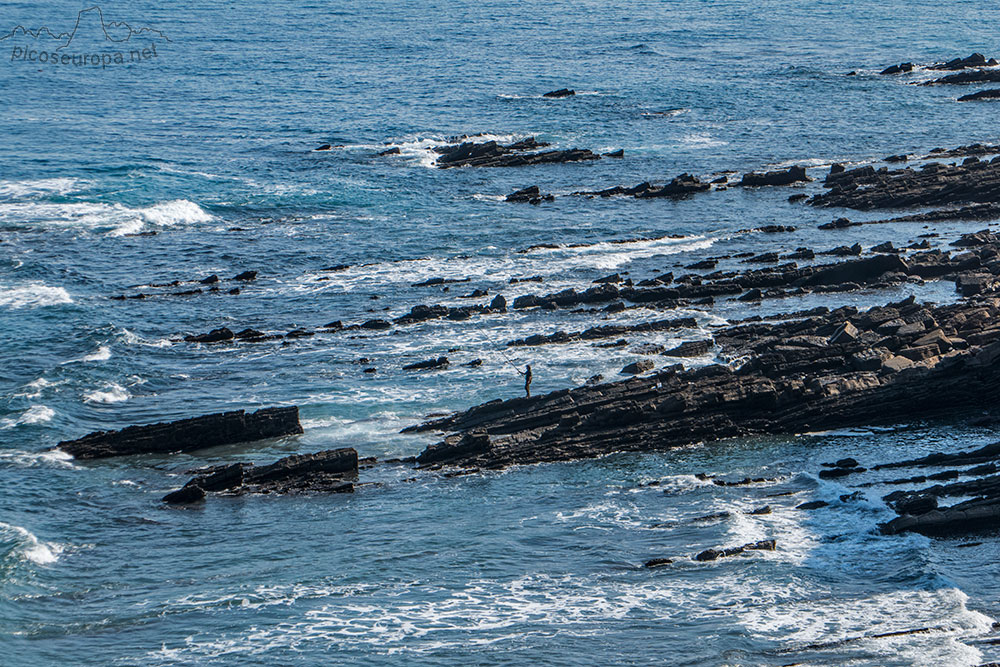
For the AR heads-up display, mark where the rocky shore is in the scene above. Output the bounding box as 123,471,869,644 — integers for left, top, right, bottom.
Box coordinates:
62,137,1000,550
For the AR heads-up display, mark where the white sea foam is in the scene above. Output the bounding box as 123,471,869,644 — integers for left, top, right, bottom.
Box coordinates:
120,329,173,348
0,198,213,236
0,447,75,468
370,133,528,168
62,345,112,365
0,405,56,430
83,383,130,404
296,235,717,294
0,522,63,565
679,134,727,149
0,283,73,309
0,177,84,199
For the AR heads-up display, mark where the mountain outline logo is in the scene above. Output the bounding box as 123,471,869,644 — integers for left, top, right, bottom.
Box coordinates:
0,5,170,51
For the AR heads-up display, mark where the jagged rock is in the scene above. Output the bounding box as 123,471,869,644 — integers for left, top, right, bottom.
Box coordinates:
880,62,914,75
59,407,303,459
829,321,859,344
417,431,491,466
490,294,507,312
505,185,554,204
200,275,219,285
435,138,599,169
185,327,235,343
233,271,258,281
739,166,810,187
801,255,908,286
162,485,205,504
929,53,996,71
361,319,392,330
637,173,711,198
543,88,575,98
412,277,471,287
811,152,1000,209
164,448,358,502
643,557,673,568
796,500,829,510
695,539,776,562
403,356,450,371
958,89,1000,102
621,359,655,375
663,340,713,357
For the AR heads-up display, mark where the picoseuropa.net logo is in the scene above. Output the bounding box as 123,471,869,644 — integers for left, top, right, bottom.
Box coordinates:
2,5,170,69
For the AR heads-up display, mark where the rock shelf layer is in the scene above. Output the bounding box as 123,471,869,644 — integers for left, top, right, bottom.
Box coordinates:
58,407,303,459
408,263,1000,469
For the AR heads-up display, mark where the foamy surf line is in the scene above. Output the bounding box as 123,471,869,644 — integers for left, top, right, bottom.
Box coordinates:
350,133,531,168
0,177,87,200
0,198,213,236
0,283,73,310
293,235,718,293
0,522,63,565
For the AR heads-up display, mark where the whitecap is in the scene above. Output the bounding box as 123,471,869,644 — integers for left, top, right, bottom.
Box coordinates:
83,383,130,404
0,283,73,309
0,522,63,565
0,405,55,430
120,329,172,348
0,198,213,236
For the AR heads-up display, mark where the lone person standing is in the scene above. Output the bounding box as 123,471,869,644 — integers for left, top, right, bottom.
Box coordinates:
524,364,533,398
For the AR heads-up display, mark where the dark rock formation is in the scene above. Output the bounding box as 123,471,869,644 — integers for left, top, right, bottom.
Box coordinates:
924,69,1000,85
402,273,1000,470
695,540,776,561
880,62,914,75
958,89,1000,102
403,356,450,371
59,407,303,459
811,155,1000,210
575,173,710,199
163,448,357,503
662,340,713,357
621,359,655,375
506,185,554,204
435,138,600,169
739,166,811,187
543,88,576,98
185,327,235,343
929,53,998,71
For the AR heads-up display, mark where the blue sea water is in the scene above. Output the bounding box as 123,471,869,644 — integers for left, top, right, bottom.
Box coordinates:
4,1,1000,664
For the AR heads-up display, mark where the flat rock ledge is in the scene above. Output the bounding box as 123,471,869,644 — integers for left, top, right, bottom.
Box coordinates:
407,285,1000,471
58,407,303,459
163,448,358,503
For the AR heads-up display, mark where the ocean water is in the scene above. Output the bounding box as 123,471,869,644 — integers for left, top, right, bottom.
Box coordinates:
4,1,1000,664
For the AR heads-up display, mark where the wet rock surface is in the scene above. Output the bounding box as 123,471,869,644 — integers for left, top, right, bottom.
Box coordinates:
163,448,358,503
58,407,303,459
405,248,1000,470
434,137,600,168
811,154,1000,209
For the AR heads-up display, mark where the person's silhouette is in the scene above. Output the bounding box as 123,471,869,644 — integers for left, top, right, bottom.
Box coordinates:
524,364,532,397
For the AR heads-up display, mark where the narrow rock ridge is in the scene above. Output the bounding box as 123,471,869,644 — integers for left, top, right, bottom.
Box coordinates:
58,407,303,459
